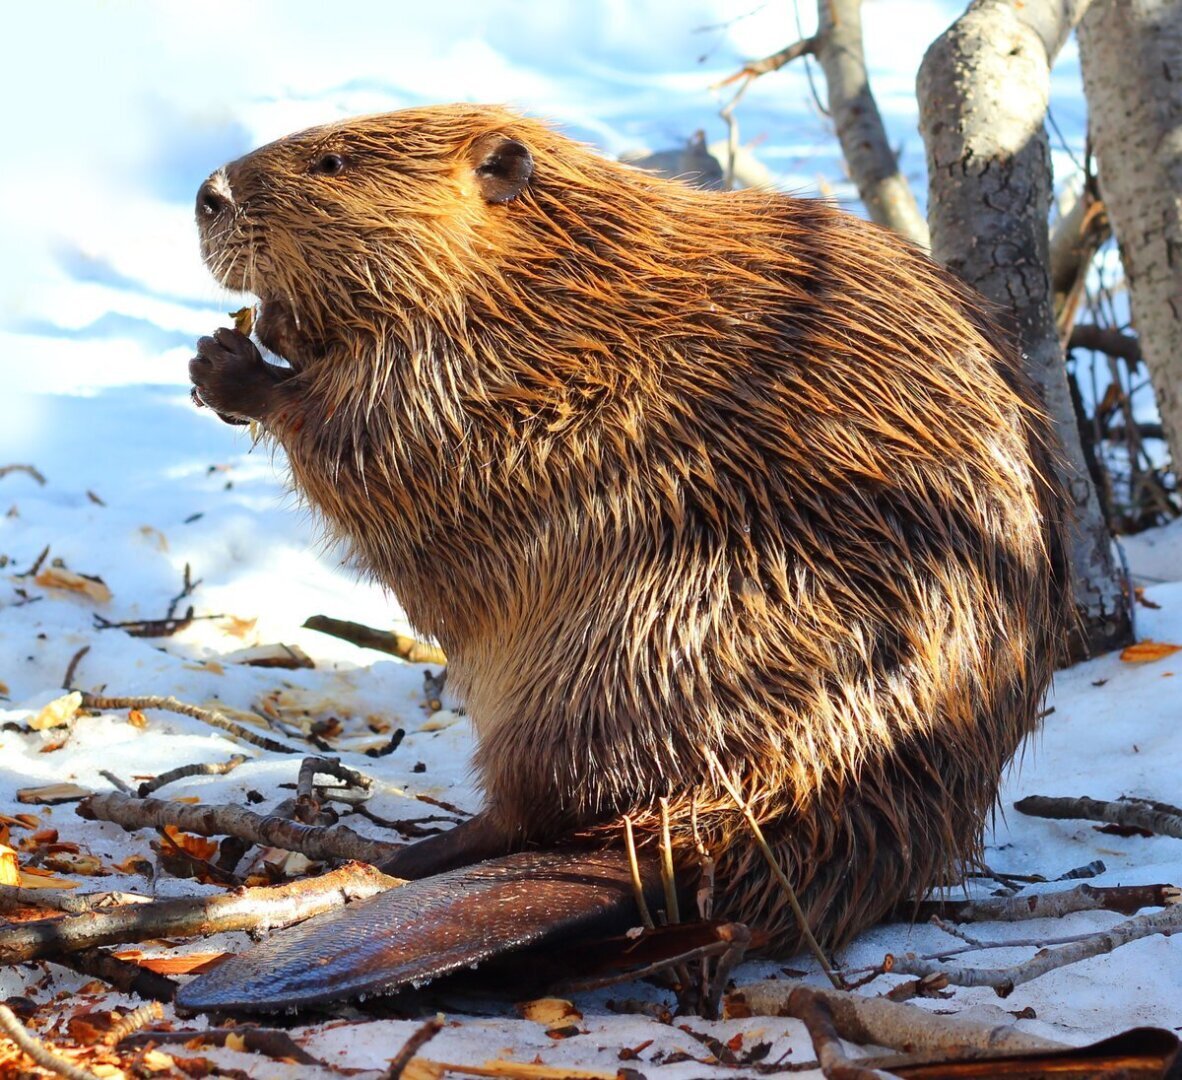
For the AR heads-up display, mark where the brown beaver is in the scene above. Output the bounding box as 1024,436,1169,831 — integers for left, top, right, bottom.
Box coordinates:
186,104,1069,998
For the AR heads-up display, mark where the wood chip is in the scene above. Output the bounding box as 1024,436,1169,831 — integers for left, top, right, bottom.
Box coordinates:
1120,640,1182,663
34,566,113,603
17,782,92,804
29,690,83,731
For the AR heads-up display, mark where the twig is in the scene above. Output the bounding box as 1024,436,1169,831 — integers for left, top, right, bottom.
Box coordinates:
98,770,135,795
384,1015,445,1079
702,745,841,988
658,797,680,925
304,614,447,665
79,693,302,755
93,611,206,638
120,1026,326,1065
0,463,47,485
913,882,1180,922
887,902,1182,996
0,862,399,964
787,986,897,1079
348,803,456,839
138,755,248,797
54,950,177,1002
62,645,90,690
19,543,50,578
0,1002,99,1080
734,980,1063,1054
78,791,401,865
711,36,817,87
1015,794,1182,840
102,1002,165,1046
165,562,202,621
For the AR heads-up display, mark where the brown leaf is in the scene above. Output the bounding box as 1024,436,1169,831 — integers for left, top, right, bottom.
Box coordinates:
1120,640,1182,664
34,566,112,603
161,826,218,862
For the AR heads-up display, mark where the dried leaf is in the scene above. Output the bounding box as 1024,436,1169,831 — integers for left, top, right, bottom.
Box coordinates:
0,843,18,886
230,306,255,336
419,709,462,732
44,851,105,876
29,690,83,730
113,854,153,876
161,826,218,862
518,998,582,1027
221,615,258,640
137,525,169,552
127,708,148,729
1120,640,1182,664
34,566,112,603
19,869,78,889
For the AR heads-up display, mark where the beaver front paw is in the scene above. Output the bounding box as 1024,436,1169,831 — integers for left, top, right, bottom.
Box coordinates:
190,328,285,425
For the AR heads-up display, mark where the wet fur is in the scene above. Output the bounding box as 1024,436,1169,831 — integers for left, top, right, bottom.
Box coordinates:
195,104,1070,955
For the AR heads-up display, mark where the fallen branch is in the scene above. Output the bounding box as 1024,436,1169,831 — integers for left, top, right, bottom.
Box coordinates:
78,791,402,866
913,882,1180,922
304,614,447,665
1015,794,1182,840
295,756,373,823
79,693,302,755
0,1002,98,1080
733,979,1062,1055
886,902,1182,996
0,861,399,964
0,887,152,916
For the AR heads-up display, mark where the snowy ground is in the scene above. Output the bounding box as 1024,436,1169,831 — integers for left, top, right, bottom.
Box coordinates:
2,2,1179,1076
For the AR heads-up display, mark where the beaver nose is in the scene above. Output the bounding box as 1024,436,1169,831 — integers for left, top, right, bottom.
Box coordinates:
197,173,233,219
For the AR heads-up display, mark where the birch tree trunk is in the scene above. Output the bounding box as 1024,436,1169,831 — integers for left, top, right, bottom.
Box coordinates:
917,0,1132,660
1078,0,1182,473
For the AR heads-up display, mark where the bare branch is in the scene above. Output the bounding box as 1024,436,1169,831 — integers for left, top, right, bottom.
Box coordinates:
711,36,817,87
77,791,403,866
915,882,1180,922
1015,794,1182,839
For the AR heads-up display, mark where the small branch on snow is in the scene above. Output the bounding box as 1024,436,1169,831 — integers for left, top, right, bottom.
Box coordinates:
0,861,399,964
0,1002,99,1080
914,882,1180,922
79,692,302,755
383,1016,445,1080
885,902,1182,997
1015,794,1182,840
733,979,1063,1055
61,645,90,690
295,756,373,824
78,791,403,866
120,1026,326,1066
304,613,447,665
137,754,248,798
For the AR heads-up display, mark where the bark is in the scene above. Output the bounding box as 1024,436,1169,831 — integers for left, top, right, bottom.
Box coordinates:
917,0,1132,660
814,0,930,247
1078,0,1182,472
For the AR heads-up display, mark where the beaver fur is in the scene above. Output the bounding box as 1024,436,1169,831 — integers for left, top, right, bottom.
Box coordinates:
192,104,1070,956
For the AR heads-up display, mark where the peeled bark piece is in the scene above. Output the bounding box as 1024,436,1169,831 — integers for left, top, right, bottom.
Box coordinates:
917,0,1131,660
1079,0,1182,474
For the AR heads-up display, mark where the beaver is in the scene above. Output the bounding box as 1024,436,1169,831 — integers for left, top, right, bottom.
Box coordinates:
184,104,1070,1006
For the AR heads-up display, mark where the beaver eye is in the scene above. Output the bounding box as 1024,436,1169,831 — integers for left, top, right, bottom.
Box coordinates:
311,153,346,176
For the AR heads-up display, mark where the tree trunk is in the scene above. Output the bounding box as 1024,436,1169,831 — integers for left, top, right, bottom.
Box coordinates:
917,0,1132,660
814,0,930,248
1078,0,1182,474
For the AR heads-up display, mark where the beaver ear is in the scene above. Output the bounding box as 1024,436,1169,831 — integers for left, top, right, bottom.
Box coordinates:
470,135,533,204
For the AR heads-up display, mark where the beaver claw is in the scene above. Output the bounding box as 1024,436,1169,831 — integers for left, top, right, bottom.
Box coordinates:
189,327,287,424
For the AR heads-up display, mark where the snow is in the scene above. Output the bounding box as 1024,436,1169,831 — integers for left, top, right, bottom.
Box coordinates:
2,2,1179,1076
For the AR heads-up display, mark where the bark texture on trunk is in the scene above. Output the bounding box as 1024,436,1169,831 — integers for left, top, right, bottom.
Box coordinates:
1078,0,1182,473
815,0,930,248
918,0,1131,660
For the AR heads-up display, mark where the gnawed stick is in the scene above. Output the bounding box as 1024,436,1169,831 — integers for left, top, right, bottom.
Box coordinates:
79,692,302,755
1015,794,1182,840
0,1003,98,1080
886,901,1182,996
138,755,247,797
384,1016,445,1080
78,791,401,865
304,614,447,665
913,882,1180,922
733,980,1063,1055
0,862,399,964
